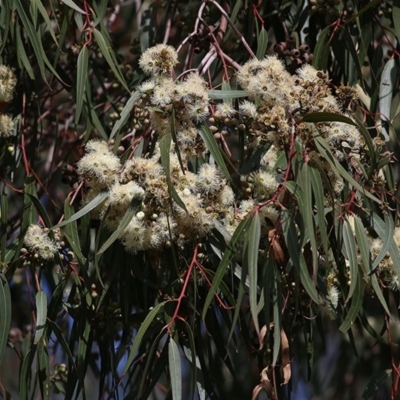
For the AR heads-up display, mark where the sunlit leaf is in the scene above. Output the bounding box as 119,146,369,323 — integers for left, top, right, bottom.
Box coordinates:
169,336,182,400
34,291,47,344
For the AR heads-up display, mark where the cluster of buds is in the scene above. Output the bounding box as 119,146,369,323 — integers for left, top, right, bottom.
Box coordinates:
273,40,313,72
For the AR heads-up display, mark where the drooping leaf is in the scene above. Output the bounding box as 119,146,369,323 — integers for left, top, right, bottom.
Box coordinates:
34,291,47,345
110,91,142,139
342,220,358,302
199,123,231,181
244,212,261,335
379,58,396,141
0,274,11,366
202,216,252,320
92,28,129,91
312,26,330,71
256,28,268,60
168,336,182,400
122,301,166,376
75,45,89,123
339,272,365,333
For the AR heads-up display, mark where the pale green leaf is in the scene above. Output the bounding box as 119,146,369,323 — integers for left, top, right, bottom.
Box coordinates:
169,337,182,400
75,45,88,124
34,291,47,344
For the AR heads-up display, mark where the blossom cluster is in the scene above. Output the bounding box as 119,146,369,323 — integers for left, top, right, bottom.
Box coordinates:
23,225,65,266
0,65,16,139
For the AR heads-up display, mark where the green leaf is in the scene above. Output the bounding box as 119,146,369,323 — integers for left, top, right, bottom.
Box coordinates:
370,273,391,316
361,369,391,400
32,0,59,47
60,0,86,14
53,191,109,229
379,58,396,141
34,291,47,344
244,212,261,335
37,341,50,400
15,0,62,82
202,216,252,320
110,91,141,139
169,336,182,400
256,28,268,60
312,26,330,71
208,90,248,99
75,45,89,123
97,198,142,254
199,123,231,181
339,272,365,333
354,216,372,274
0,192,7,265
63,195,86,265
314,136,381,204
122,301,166,376
302,112,358,125
309,165,329,256
342,220,358,302
343,27,364,87
0,274,11,366
394,0,400,43
272,264,282,367
160,133,187,211
371,213,400,280
298,162,318,276
372,214,393,272
15,26,35,80
92,28,129,91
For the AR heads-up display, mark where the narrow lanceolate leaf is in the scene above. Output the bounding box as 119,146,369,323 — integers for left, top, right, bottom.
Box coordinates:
353,216,372,274
199,123,231,181
361,369,391,400
97,198,142,254
339,272,365,333
370,273,391,316
298,162,318,277
92,28,129,91
122,301,166,376
75,45,89,123
0,274,11,365
245,213,261,335
272,265,282,367
312,25,330,71
371,213,393,272
302,112,359,126
256,28,268,60
342,220,358,302
208,90,248,99
394,0,400,43
371,213,400,279
0,192,8,264
314,136,381,204
160,134,187,211
32,0,59,47
110,91,141,139
309,166,329,256
34,291,47,344
37,341,50,400
63,195,86,265
202,217,252,320
169,337,182,400
53,191,108,228
379,58,396,141
60,0,86,14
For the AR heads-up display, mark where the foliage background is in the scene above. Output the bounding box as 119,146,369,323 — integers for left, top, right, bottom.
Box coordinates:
1,0,400,399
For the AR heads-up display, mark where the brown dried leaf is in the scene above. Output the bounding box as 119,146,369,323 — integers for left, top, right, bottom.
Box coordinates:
280,328,291,385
